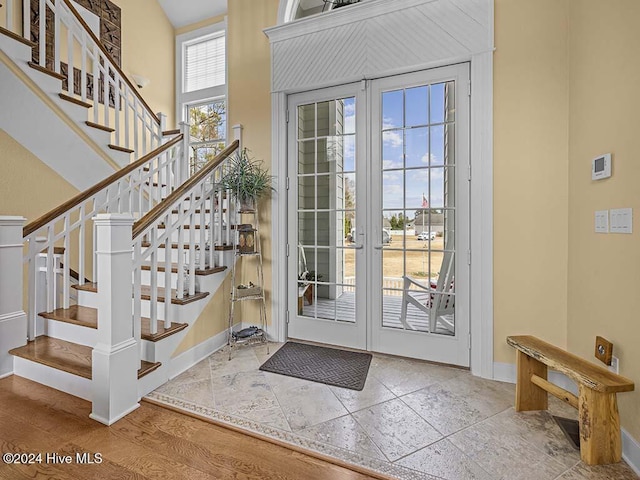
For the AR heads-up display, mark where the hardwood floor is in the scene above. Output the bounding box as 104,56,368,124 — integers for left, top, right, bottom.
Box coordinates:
0,376,376,480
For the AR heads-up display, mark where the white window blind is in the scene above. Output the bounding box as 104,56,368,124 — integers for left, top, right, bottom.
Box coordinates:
184,33,226,93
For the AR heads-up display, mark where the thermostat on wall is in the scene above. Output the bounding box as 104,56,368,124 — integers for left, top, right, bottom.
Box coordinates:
592,153,612,180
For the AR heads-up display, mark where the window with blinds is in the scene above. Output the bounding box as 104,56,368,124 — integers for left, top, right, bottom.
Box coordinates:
184,32,226,93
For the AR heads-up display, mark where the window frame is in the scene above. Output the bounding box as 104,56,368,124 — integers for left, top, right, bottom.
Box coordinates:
175,21,227,124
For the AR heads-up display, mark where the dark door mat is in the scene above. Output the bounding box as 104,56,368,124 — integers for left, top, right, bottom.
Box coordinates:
553,416,580,450
259,342,372,391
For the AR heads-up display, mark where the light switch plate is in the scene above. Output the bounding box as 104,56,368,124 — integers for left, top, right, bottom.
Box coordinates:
610,208,632,234
595,210,609,233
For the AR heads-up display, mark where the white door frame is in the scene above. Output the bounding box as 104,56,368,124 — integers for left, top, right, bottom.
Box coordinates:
268,0,494,378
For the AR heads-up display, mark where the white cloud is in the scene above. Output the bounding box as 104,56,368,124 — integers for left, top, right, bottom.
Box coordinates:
383,130,403,148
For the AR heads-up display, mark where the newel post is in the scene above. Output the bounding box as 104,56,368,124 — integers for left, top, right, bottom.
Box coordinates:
0,217,27,378
179,121,191,183
90,213,139,425
232,124,243,151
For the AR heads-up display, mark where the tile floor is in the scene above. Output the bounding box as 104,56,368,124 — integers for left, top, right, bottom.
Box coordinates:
147,343,638,480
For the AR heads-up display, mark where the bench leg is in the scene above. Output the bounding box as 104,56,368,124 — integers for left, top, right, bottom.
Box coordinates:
578,385,621,465
515,350,548,411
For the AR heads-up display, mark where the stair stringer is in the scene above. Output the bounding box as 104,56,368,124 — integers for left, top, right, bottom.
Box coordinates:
138,250,236,398
0,35,133,190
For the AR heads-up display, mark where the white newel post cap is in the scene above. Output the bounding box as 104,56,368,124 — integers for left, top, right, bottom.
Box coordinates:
0,216,26,243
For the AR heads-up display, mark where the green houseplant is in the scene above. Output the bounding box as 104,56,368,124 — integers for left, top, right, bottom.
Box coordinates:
218,148,274,212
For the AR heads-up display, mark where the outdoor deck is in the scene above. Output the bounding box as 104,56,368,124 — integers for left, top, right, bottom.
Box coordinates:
301,291,454,335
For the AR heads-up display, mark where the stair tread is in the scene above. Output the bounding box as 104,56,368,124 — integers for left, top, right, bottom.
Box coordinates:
142,241,232,250
108,144,135,154
58,93,91,109
140,285,210,305
28,62,65,81
72,282,209,305
158,224,210,229
141,262,226,276
9,336,161,380
86,121,115,133
0,26,36,47
40,305,97,329
141,319,188,342
9,336,92,379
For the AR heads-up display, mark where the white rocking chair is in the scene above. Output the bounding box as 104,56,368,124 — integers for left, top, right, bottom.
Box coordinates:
399,250,455,334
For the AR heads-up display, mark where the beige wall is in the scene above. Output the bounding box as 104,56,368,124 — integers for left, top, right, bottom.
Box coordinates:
112,0,176,127
567,0,640,442
227,0,279,334
175,14,226,37
172,0,279,354
0,130,79,219
493,0,570,363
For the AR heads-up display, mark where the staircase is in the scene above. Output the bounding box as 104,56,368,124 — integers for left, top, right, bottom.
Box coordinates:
0,0,242,425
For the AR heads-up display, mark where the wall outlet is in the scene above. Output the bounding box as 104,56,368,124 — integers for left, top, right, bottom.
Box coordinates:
609,356,619,374
595,336,613,365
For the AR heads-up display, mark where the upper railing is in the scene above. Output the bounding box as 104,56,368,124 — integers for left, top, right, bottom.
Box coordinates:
1,0,163,155
22,134,185,341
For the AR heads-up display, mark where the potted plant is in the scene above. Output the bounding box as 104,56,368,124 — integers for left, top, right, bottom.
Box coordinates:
218,148,274,212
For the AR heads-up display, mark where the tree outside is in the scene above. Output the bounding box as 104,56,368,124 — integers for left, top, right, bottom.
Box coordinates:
188,100,226,173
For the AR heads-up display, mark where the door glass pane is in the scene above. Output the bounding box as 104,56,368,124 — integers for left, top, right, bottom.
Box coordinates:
379,80,456,336
382,90,403,129
298,140,315,174
297,96,356,324
405,86,428,127
405,128,429,169
298,103,315,139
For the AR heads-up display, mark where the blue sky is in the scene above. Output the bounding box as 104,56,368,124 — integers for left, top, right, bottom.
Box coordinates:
337,85,453,216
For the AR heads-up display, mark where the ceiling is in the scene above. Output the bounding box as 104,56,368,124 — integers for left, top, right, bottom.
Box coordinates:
157,0,228,29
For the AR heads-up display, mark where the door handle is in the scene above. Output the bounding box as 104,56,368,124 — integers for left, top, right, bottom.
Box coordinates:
373,244,384,250
346,243,363,250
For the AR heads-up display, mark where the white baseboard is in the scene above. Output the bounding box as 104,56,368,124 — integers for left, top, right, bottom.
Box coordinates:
622,428,640,476
493,362,640,474
90,403,140,426
0,371,13,380
168,328,229,380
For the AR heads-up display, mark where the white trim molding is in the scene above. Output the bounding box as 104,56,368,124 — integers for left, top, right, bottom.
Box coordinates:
268,0,494,376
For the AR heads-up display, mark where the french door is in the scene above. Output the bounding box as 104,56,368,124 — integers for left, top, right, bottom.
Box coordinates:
287,64,470,366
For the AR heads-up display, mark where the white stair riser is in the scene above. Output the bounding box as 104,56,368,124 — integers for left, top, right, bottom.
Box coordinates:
42,317,97,347
0,35,32,63
13,357,92,401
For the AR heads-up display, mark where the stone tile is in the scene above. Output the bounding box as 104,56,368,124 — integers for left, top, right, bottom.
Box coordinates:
448,411,569,480
254,342,284,364
556,461,639,480
397,439,493,480
271,381,348,431
238,405,292,432
298,415,386,460
330,376,396,413
401,374,513,436
154,378,215,409
208,347,261,377
371,355,463,396
352,398,442,462
211,370,280,415
489,409,581,470
167,358,212,386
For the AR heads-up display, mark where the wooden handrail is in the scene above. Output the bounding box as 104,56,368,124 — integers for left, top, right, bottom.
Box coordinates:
132,140,240,239
24,135,184,237
59,0,160,124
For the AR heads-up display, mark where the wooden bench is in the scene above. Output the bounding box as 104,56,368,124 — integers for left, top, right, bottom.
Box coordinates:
507,335,634,465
